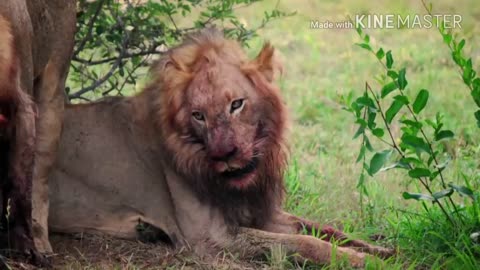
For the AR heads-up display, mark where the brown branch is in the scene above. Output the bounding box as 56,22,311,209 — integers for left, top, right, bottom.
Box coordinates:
72,49,164,66
168,13,179,32
74,0,106,57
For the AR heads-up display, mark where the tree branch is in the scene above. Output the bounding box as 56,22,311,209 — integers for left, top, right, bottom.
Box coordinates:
70,15,130,100
72,48,164,66
74,0,106,57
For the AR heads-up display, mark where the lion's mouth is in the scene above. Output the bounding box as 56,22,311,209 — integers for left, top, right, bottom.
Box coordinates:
221,157,259,180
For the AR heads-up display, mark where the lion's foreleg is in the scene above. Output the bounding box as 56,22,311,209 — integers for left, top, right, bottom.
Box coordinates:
31,61,66,254
227,227,368,268
278,211,394,259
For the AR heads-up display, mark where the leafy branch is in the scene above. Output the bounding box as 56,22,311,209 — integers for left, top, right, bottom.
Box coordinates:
69,0,294,101
420,0,480,128
344,23,475,228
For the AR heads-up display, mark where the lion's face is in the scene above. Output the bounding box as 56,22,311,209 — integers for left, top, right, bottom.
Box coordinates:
155,30,286,191
185,62,264,189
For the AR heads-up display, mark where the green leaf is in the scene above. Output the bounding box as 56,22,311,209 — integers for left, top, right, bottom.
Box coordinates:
400,157,423,166
385,99,404,124
387,70,398,79
435,130,454,141
443,33,452,45
439,22,446,34
427,155,434,167
353,125,365,139
402,192,433,201
379,161,410,172
369,150,392,175
356,25,363,36
371,128,384,138
356,173,365,189
367,112,377,129
463,58,474,85
408,168,431,178
381,81,398,98
355,118,367,127
471,86,480,107
376,48,385,60
364,34,370,43
398,68,408,90
356,145,366,163
448,183,475,199
412,89,429,114
475,111,480,127
452,51,463,66
475,110,480,123
356,43,372,51
430,171,440,180
355,96,377,110
365,136,374,152
401,135,430,153
393,95,409,105
386,50,394,69
458,39,466,51
400,119,422,129
432,188,454,200
473,78,480,88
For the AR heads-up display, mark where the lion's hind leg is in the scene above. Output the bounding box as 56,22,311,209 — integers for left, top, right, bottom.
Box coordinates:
280,211,395,259
225,227,369,268
0,96,48,266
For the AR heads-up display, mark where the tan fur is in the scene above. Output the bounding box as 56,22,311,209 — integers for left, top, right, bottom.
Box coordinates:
0,1,77,261
0,16,13,95
49,29,393,267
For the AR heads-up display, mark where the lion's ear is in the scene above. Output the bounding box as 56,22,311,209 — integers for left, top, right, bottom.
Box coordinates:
151,53,193,88
154,54,188,74
251,43,282,83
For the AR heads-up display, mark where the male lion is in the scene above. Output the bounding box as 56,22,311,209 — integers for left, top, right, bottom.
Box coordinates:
49,29,393,267
0,0,76,264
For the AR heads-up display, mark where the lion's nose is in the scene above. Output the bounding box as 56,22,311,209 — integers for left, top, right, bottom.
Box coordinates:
209,146,238,162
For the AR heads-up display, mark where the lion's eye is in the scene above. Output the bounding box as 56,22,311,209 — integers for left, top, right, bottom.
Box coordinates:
230,99,244,113
192,111,205,121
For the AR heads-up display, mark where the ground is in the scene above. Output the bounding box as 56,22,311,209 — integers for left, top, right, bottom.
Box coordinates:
3,234,264,269
5,0,480,269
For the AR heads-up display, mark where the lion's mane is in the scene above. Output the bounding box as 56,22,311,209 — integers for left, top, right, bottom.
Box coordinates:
141,29,288,229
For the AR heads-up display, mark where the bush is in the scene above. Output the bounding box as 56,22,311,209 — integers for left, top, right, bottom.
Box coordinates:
343,1,480,267
69,0,292,101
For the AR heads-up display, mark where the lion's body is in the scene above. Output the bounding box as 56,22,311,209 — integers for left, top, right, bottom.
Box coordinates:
50,97,229,250
48,30,392,267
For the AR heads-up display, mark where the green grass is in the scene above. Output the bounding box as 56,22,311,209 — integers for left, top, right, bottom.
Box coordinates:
235,0,480,268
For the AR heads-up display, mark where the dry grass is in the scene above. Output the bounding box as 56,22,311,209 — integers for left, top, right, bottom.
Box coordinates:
5,233,270,269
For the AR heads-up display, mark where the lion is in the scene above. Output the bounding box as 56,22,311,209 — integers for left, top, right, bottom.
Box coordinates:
48,29,393,267
0,1,76,264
